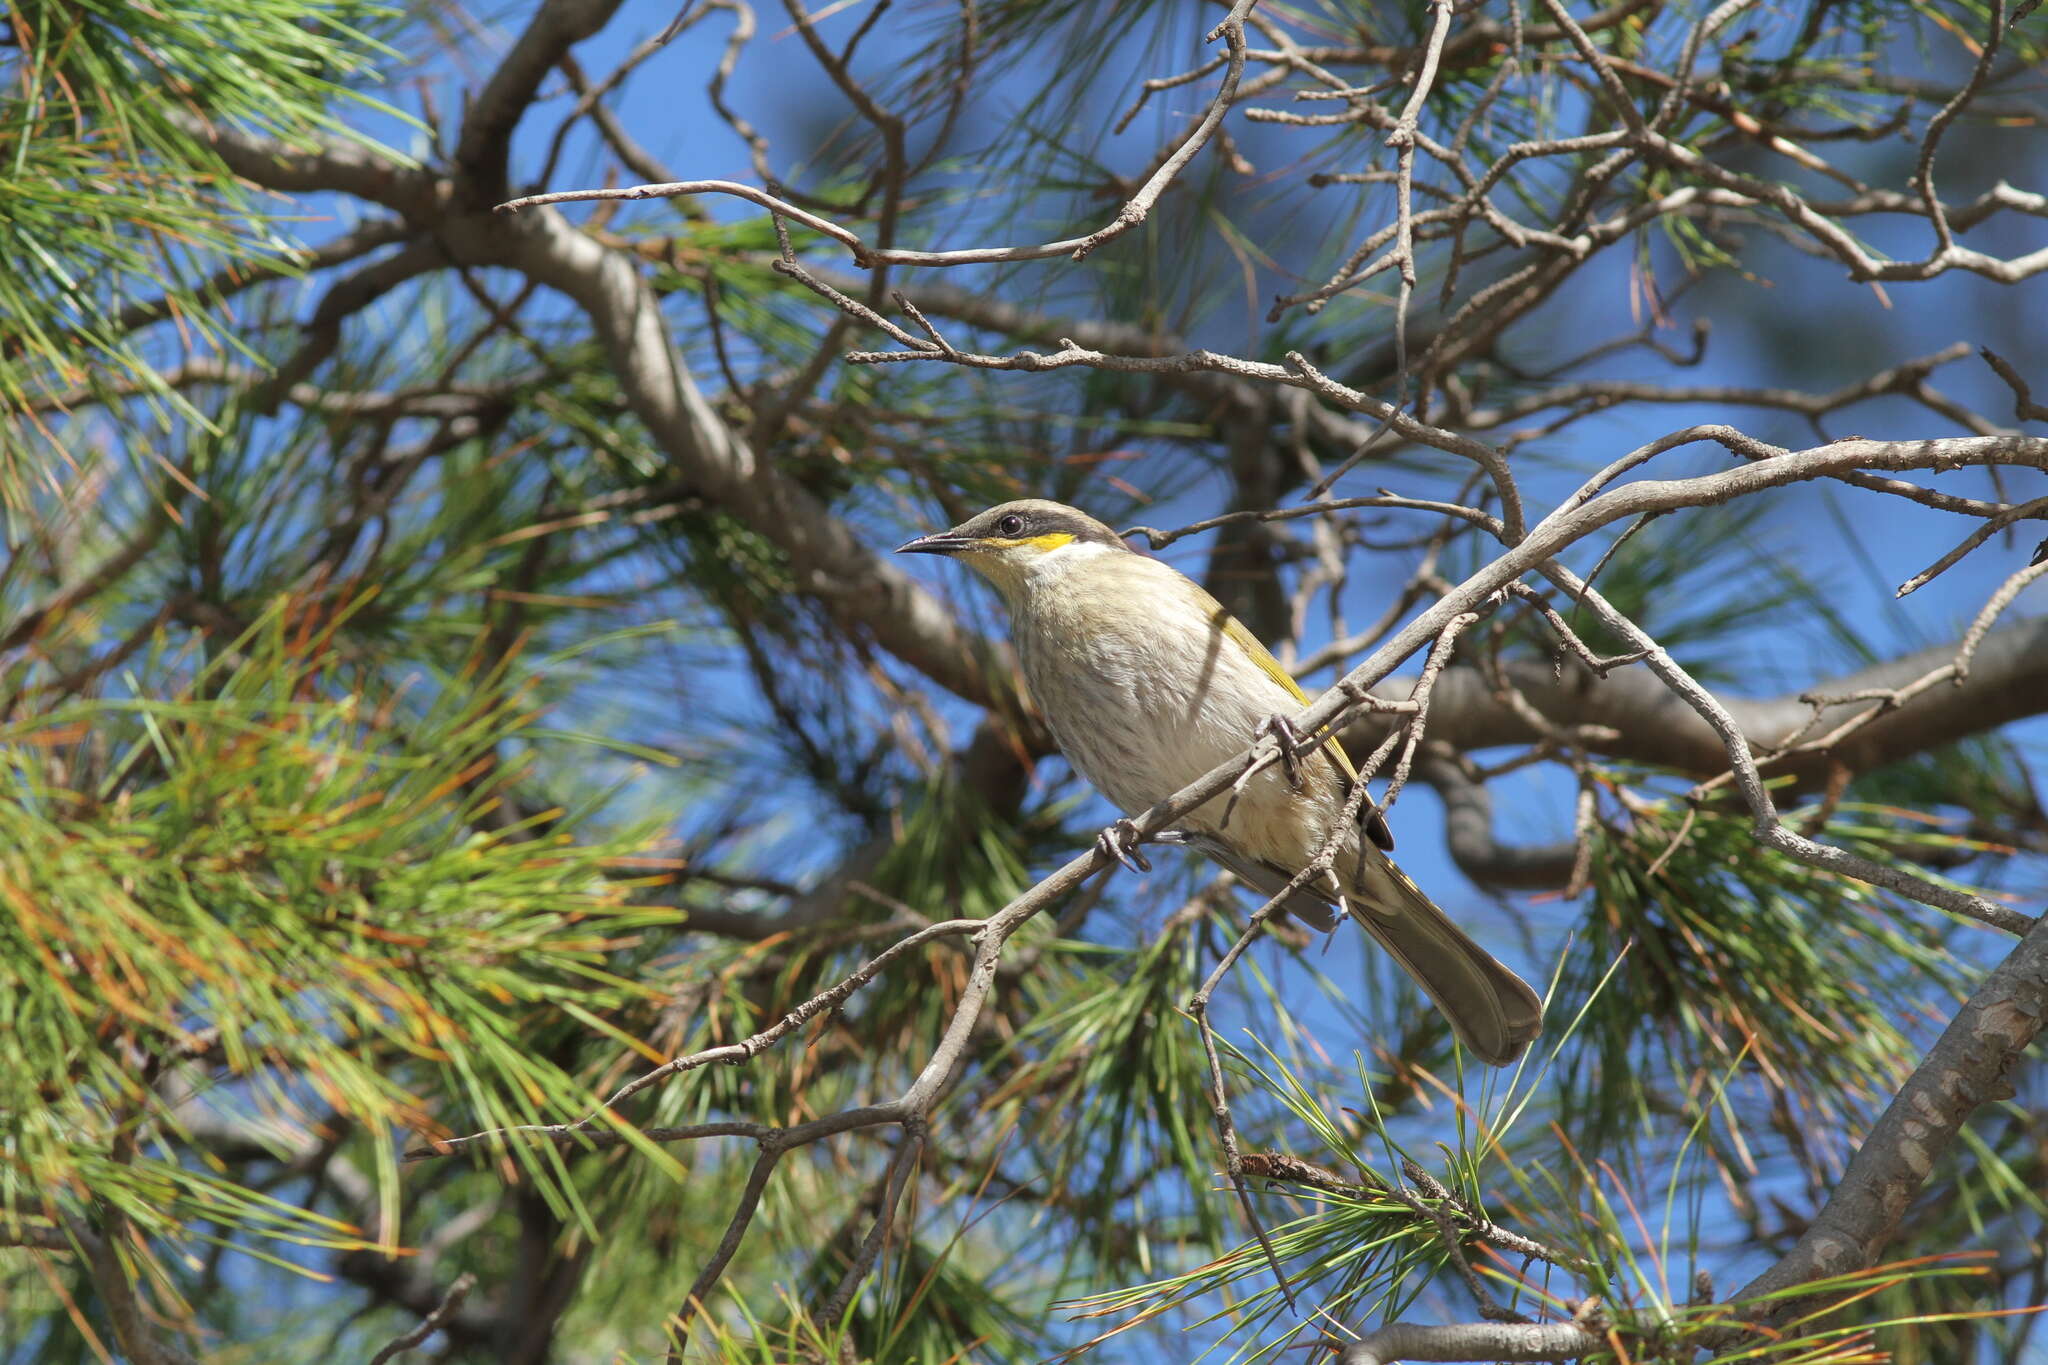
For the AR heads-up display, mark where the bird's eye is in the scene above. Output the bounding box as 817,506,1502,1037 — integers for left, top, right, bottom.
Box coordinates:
997,514,1025,537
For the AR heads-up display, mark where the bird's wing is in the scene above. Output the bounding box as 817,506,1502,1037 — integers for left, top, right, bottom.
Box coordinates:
1216,611,1395,851
1217,613,1352,775
1173,831,1342,933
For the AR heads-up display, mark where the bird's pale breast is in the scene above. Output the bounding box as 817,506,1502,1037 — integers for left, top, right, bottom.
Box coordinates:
1010,552,1351,872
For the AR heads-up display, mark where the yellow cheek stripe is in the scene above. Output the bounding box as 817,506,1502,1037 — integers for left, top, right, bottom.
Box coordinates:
985,532,1076,552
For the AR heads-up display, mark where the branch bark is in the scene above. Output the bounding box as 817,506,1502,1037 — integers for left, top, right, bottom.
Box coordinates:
172,111,440,218
473,205,1012,707
1335,1321,1602,1364
456,0,628,203
169,112,1016,711
1725,909,2048,1316
1348,616,2048,788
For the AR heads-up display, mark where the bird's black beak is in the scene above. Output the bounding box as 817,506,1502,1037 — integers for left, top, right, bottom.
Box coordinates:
896,532,975,556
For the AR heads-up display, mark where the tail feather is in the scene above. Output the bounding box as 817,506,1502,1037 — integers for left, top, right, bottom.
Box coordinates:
1345,852,1544,1066
1184,834,1543,1066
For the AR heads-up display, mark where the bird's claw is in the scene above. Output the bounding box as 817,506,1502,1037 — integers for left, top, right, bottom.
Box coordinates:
1097,818,1152,874
1228,716,1303,813
1256,714,1308,791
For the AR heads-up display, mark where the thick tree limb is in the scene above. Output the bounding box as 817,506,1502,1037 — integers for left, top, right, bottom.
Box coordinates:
171,112,441,219
1349,616,2048,788
1725,909,2048,1315
469,204,1011,707
456,0,628,203
166,114,1013,710
1422,755,1581,889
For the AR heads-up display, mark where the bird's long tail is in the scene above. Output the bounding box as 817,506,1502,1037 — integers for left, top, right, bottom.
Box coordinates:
1177,833,1544,1065
1342,851,1544,1066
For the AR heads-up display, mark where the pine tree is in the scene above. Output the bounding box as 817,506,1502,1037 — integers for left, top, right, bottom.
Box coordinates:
3,1,2045,1361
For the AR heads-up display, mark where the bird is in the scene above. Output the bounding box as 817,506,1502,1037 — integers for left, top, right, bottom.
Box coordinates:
898,498,1543,1065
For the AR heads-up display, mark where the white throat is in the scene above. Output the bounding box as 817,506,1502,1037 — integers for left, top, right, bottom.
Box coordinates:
973,538,1120,606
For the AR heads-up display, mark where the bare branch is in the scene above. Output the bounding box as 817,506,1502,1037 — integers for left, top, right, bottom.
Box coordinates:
500,0,1263,267
405,917,983,1162
1334,1319,1603,1363
169,112,439,217
1340,617,2048,794
1983,346,2048,423
366,1273,478,1365
1912,0,2008,254
453,201,1015,709
456,0,628,201
1550,565,2037,935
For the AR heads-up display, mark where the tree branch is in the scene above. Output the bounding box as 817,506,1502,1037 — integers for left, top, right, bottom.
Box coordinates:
170,112,440,218
1346,616,2048,790
456,0,628,203
1334,1319,1603,1363
498,0,1264,267
1723,909,2048,1319
366,1273,477,1365
462,204,1013,708
1422,754,1582,889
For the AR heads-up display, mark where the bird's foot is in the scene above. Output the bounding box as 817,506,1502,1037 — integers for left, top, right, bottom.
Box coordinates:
1228,717,1306,816
1255,713,1309,791
1096,818,1152,874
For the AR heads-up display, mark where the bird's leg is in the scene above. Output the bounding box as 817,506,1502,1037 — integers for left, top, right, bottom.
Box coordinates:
1096,818,1152,874
1255,713,1308,791
1227,716,1307,824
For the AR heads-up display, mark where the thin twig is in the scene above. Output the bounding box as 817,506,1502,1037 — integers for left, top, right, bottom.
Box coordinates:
366,1274,478,1365
498,0,1264,268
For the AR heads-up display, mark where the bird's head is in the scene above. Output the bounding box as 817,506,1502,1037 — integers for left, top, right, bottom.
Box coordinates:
896,499,1133,603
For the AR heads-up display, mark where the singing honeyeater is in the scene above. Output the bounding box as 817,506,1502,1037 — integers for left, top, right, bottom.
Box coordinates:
899,498,1542,1065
